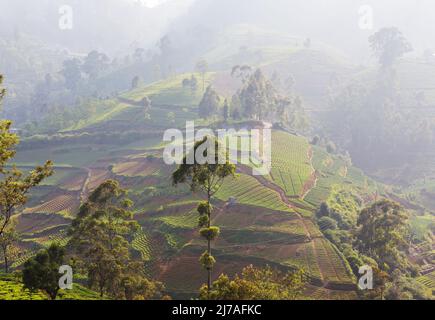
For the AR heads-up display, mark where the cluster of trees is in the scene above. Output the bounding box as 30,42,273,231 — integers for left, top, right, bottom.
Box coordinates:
20,180,167,300
196,67,309,133
201,265,307,300
316,194,430,300
1,76,165,300
68,180,165,300
182,75,199,95
61,51,111,92
326,27,434,170
0,74,53,274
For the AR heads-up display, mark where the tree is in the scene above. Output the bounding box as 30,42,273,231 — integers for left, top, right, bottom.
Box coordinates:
200,265,307,300
318,216,337,231
356,199,410,272
182,77,190,89
198,86,221,119
231,65,252,84
195,59,208,91
158,35,173,76
172,137,235,295
69,180,162,299
304,38,311,48
359,266,390,300
118,262,165,300
223,99,230,122
384,270,430,300
190,75,198,95
0,75,5,102
82,50,109,80
0,75,53,238
276,96,309,132
238,69,278,121
0,221,19,273
369,27,412,68
131,76,141,89
141,96,152,119
22,244,65,300
61,58,82,91
285,74,296,94
133,48,145,63
316,202,330,218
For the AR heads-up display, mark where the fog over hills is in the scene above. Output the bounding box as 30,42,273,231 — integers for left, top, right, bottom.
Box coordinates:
2,0,435,60
0,0,194,54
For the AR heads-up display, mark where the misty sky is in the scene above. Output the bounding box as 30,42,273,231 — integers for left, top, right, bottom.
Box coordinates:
1,0,435,61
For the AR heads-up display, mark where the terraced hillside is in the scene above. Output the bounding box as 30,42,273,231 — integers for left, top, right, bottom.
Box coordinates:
417,271,435,298
7,74,390,300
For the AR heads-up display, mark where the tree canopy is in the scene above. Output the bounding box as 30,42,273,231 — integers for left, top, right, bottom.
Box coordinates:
200,265,307,300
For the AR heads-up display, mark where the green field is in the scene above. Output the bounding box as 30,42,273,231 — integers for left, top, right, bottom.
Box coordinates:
216,174,293,212
270,131,313,197
0,274,101,300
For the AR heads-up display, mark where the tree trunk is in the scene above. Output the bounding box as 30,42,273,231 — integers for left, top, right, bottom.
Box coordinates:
50,290,58,300
207,194,212,296
4,254,8,273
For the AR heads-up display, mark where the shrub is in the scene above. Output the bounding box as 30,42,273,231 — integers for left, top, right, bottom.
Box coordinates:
199,227,220,241
318,216,338,230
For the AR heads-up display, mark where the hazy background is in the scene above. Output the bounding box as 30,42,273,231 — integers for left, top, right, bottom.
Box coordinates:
0,0,435,60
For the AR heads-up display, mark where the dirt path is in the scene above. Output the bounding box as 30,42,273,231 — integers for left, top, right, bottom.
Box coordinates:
311,238,327,286
79,168,92,203
238,165,313,241
301,147,318,200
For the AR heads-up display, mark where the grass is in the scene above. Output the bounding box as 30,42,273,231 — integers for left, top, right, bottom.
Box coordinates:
0,275,46,300
120,73,213,107
14,145,110,167
0,274,101,300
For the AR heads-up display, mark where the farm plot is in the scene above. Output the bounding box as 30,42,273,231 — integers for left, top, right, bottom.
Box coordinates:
270,131,312,197
121,73,213,107
153,209,198,229
304,148,346,207
59,170,88,191
12,232,71,269
417,271,435,295
305,147,380,208
215,174,293,212
23,194,79,217
86,169,112,191
214,204,300,229
132,230,154,261
305,285,358,300
225,242,323,280
313,238,354,285
0,276,46,300
113,159,160,177
22,230,71,248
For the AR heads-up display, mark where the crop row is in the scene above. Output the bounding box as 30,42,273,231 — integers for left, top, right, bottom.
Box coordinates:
216,174,292,212
132,231,153,261
314,239,353,284
270,132,312,197
24,194,78,216
417,271,435,289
